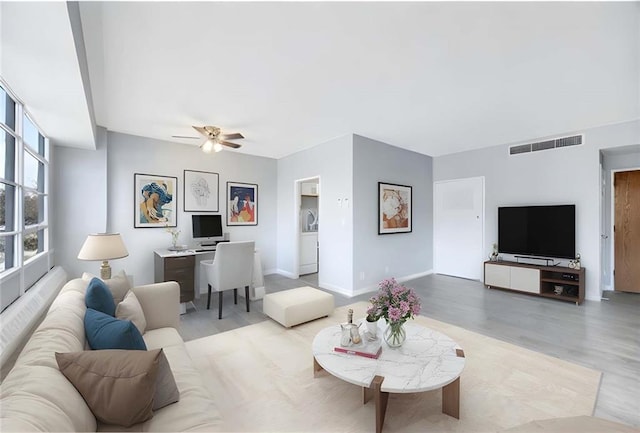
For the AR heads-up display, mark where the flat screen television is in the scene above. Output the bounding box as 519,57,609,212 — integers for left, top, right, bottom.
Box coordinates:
498,205,575,259
192,214,223,246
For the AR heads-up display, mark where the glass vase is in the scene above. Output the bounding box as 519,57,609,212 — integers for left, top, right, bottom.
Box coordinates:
383,322,406,348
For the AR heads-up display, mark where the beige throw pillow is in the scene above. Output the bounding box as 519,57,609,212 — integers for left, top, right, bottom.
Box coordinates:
56,349,161,427
153,349,180,410
82,270,131,303
116,290,147,334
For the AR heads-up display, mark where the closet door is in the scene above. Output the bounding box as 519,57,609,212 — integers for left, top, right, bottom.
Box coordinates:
433,177,484,280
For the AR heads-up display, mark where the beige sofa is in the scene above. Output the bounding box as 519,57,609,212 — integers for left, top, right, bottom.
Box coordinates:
0,277,221,431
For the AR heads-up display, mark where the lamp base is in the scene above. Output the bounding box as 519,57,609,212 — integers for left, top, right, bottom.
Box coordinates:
100,261,112,280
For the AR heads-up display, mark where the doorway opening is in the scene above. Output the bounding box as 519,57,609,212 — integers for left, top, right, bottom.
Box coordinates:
612,169,640,293
295,177,320,285
600,145,640,295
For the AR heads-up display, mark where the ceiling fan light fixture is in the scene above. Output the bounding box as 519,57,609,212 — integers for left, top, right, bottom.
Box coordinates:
213,142,223,152
201,139,214,153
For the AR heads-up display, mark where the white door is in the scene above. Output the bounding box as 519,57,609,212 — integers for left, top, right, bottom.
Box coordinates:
433,177,484,280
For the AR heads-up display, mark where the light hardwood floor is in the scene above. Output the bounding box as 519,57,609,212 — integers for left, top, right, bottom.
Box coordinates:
179,272,640,428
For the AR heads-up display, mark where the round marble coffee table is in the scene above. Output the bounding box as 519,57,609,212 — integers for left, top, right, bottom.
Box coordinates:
312,323,465,433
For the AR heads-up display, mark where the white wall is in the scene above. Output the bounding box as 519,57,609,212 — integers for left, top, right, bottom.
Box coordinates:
352,135,433,294
433,119,640,301
277,135,354,295
51,127,107,278
53,131,277,285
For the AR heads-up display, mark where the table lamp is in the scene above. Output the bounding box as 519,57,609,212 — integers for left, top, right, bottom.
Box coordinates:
77,233,129,279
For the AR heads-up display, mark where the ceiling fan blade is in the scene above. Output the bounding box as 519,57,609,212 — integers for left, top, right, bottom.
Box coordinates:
192,126,208,136
221,133,244,140
172,135,200,139
220,140,242,149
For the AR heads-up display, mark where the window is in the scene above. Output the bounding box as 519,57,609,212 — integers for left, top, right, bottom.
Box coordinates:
0,81,50,311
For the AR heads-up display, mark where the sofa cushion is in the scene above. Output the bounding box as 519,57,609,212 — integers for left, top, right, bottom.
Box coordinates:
83,270,131,304
84,308,147,350
143,327,185,350
56,349,161,427
97,344,221,432
0,364,98,432
85,278,116,316
116,290,147,334
154,348,180,410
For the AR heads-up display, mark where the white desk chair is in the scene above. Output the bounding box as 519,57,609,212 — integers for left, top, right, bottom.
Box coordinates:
201,241,255,319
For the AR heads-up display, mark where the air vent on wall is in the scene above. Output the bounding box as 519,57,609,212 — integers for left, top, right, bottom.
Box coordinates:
509,134,583,156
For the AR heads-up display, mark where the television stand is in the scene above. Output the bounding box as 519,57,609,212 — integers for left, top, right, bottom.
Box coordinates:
484,261,585,305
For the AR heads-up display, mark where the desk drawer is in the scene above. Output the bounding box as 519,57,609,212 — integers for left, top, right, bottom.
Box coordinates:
164,255,195,270
175,277,195,303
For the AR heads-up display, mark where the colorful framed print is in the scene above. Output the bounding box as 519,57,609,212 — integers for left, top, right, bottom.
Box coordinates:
184,170,219,212
378,182,412,234
227,182,258,226
134,173,177,228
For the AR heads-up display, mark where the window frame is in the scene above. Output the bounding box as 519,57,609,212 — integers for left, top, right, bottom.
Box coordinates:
0,79,50,310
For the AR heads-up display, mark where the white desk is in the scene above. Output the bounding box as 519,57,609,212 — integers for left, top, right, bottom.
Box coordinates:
154,248,265,306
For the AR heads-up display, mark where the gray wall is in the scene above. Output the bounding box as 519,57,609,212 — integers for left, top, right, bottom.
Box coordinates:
276,133,434,297
53,131,278,285
352,135,433,294
433,119,640,301
277,135,354,295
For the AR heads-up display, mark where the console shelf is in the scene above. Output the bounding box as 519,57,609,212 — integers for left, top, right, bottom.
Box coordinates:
484,261,585,305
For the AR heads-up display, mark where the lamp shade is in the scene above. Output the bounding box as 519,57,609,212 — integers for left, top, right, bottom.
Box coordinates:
201,139,214,153
78,233,129,261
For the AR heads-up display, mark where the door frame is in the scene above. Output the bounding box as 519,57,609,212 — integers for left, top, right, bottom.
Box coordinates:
610,167,640,291
293,176,320,280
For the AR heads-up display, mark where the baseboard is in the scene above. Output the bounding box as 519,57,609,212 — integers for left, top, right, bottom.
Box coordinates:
351,270,435,297
396,270,434,283
317,281,352,297
274,269,297,279
270,269,435,298
263,268,278,276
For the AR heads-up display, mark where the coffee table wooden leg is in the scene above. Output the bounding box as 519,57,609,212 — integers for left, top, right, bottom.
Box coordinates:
313,357,324,377
442,377,460,419
442,348,465,419
362,386,372,404
371,375,389,433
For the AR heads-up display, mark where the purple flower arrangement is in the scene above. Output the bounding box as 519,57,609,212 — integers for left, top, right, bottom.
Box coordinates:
367,278,421,326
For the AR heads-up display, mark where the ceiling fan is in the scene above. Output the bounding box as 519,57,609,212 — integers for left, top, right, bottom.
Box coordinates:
172,126,244,153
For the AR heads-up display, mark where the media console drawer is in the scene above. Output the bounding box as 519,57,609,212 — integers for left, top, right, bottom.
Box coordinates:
484,263,510,288
510,267,540,293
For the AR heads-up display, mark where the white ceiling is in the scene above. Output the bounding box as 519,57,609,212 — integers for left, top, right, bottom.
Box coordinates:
11,2,640,159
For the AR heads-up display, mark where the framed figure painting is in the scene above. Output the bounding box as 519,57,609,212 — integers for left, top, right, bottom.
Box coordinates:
184,170,219,212
227,182,258,226
134,173,178,228
378,182,412,234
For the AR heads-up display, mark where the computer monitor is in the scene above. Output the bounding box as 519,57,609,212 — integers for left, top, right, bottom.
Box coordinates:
192,214,224,247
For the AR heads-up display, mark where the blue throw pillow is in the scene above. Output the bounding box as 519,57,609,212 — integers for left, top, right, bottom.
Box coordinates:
85,277,116,317
84,308,147,350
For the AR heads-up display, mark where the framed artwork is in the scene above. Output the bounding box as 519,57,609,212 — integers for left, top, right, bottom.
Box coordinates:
378,182,412,234
227,181,258,226
134,173,177,228
183,170,219,212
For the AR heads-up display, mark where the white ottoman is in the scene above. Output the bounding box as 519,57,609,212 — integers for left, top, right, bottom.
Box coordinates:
263,286,335,328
